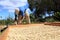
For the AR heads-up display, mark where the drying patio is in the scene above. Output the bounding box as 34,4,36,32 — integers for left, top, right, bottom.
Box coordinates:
0,24,60,40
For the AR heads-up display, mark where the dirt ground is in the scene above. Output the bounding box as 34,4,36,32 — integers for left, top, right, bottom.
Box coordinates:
0,24,60,40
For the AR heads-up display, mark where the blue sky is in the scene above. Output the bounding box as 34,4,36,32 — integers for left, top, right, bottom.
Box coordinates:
0,0,29,20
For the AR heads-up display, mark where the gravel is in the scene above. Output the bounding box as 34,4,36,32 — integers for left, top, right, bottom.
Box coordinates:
6,25,60,40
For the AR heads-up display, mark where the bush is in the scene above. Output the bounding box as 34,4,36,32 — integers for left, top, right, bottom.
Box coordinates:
30,13,35,23
45,17,55,22
53,12,60,21
0,17,14,25
5,17,14,25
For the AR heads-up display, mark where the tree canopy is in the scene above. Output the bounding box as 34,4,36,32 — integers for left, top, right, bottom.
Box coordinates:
28,0,60,22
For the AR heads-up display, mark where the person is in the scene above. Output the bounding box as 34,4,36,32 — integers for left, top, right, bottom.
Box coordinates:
14,7,31,24
24,8,31,24
14,8,23,24
14,8,19,25
18,9,23,24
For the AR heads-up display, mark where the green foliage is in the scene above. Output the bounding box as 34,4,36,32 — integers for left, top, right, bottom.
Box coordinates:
28,0,55,22
5,18,14,25
30,14,35,23
28,0,54,12
45,17,55,22
0,16,14,25
30,13,45,23
0,20,5,25
53,12,60,21
53,0,60,11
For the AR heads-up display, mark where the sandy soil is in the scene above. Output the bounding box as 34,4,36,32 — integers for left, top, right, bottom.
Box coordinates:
5,24,60,40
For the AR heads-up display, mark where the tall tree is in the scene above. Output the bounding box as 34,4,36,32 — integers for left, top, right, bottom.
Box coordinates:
28,0,60,22
53,12,60,21
28,0,54,17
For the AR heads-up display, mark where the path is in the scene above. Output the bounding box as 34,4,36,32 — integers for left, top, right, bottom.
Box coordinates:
0,24,60,40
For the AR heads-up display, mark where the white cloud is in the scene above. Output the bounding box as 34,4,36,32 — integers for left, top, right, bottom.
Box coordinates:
0,0,28,7
0,1,14,7
0,0,28,13
9,9,15,13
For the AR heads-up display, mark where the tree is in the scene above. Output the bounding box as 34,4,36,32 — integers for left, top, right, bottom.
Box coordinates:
53,12,60,21
5,16,14,25
28,0,60,22
53,0,60,11
28,0,54,21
